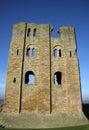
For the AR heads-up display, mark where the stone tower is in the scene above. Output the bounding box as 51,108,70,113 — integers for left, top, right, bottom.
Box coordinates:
4,22,82,115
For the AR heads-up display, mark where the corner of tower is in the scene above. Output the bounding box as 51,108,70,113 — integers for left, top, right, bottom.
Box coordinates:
12,22,27,40
58,26,75,40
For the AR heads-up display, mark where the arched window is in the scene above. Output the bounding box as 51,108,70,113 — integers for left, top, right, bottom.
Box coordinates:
25,71,34,85
32,48,35,57
54,49,57,57
54,72,62,85
27,28,30,37
33,28,36,37
27,48,30,56
59,49,61,57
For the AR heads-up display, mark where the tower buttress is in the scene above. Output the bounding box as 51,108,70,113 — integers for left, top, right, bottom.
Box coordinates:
4,22,26,112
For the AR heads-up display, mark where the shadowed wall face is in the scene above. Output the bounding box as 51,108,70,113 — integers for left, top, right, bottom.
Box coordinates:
4,23,82,115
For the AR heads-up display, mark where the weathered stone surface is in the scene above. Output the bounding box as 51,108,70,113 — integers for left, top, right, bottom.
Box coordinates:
0,112,88,128
4,23,82,115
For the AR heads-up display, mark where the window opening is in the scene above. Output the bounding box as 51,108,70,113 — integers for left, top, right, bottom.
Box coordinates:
17,49,19,55
70,51,72,57
54,72,62,85
33,29,36,37
27,28,30,37
59,49,61,57
13,78,16,83
27,48,30,56
25,71,34,85
32,48,35,56
54,49,57,57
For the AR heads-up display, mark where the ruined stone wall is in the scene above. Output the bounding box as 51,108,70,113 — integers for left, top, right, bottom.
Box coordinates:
51,27,82,114
21,24,52,114
4,22,82,115
4,23,26,112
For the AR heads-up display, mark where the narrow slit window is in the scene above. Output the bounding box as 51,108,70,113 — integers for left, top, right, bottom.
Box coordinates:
25,71,34,85
70,51,72,57
13,78,16,83
32,48,35,57
54,72,62,85
33,29,36,37
59,49,61,57
27,48,30,56
17,49,19,55
27,28,30,37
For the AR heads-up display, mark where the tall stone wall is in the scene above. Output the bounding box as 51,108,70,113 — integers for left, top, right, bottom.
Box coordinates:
4,22,82,115
51,27,82,114
4,23,26,112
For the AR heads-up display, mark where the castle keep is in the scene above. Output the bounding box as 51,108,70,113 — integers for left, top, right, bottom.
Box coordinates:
4,22,82,114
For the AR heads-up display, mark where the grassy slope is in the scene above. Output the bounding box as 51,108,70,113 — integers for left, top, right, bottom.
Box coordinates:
1,124,89,130
54,124,89,130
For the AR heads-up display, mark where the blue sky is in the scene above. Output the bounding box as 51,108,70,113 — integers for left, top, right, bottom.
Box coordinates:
0,0,89,103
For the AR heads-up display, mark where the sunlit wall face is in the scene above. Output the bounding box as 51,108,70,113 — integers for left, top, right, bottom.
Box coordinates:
0,0,89,104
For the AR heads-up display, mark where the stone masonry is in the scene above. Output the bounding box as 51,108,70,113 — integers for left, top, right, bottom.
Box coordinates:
4,22,82,115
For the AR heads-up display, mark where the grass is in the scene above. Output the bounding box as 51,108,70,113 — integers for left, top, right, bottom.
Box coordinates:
0,124,89,130
55,124,89,130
